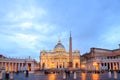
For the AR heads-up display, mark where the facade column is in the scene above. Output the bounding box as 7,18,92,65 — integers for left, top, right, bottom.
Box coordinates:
41,62,43,69
46,60,47,68
64,62,67,68
8,62,10,72
14,63,16,72
57,61,58,68
57,62,59,68
40,61,42,69
55,62,57,68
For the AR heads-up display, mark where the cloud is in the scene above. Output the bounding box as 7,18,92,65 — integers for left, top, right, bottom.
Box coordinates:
10,33,38,49
20,22,33,30
33,23,57,34
5,7,46,22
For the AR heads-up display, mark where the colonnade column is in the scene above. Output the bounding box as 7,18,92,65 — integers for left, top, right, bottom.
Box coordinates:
13,63,15,72
12,62,13,72
15,63,17,72
31,63,34,72
46,60,47,68
109,63,111,70
99,63,101,70
19,63,20,71
21,63,23,71
58,62,59,68
26,63,28,70
5,62,7,71
119,62,120,70
112,63,114,70
1,62,3,67
116,62,118,70
106,63,108,70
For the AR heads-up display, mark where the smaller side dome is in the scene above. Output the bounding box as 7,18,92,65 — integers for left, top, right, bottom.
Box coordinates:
74,49,80,53
40,50,46,56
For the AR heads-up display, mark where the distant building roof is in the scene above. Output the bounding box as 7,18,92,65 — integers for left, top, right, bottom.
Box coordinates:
82,47,120,59
0,54,6,58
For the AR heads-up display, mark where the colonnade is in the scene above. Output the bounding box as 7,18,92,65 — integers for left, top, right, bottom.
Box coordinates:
86,62,120,71
0,62,32,72
99,62,120,70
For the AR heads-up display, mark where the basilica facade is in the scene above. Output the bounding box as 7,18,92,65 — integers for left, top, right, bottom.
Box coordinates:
40,35,80,69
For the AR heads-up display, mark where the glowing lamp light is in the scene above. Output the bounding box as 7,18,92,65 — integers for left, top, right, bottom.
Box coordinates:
93,62,98,66
81,64,85,68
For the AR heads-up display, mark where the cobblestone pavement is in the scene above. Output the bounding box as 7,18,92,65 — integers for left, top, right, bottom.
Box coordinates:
1,71,120,80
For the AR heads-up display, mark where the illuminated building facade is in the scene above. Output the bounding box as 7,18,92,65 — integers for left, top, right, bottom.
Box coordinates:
81,47,120,71
0,55,38,73
40,34,80,69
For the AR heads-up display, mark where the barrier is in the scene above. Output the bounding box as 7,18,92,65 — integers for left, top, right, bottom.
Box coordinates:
114,71,117,80
73,72,77,79
10,72,13,80
108,71,111,78
63,72,66,79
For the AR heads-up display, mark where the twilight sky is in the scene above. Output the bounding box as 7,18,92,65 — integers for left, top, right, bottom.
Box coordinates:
0,0,120,61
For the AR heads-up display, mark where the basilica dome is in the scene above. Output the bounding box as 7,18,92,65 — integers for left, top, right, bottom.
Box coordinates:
54,40,66,52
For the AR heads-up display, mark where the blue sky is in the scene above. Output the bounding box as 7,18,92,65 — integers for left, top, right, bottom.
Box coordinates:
0,0,120,61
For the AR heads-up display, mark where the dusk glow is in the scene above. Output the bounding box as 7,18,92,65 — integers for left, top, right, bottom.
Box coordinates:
0,0,120,61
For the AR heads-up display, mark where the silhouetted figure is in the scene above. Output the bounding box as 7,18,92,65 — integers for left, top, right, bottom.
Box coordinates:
5,72,9,80
26,70,29,77
66,70,70,77
16,71,19,75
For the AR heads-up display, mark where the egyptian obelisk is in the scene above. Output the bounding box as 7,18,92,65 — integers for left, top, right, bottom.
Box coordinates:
69,31,73,68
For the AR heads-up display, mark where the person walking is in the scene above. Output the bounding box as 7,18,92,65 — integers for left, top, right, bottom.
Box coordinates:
26,70,29,77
